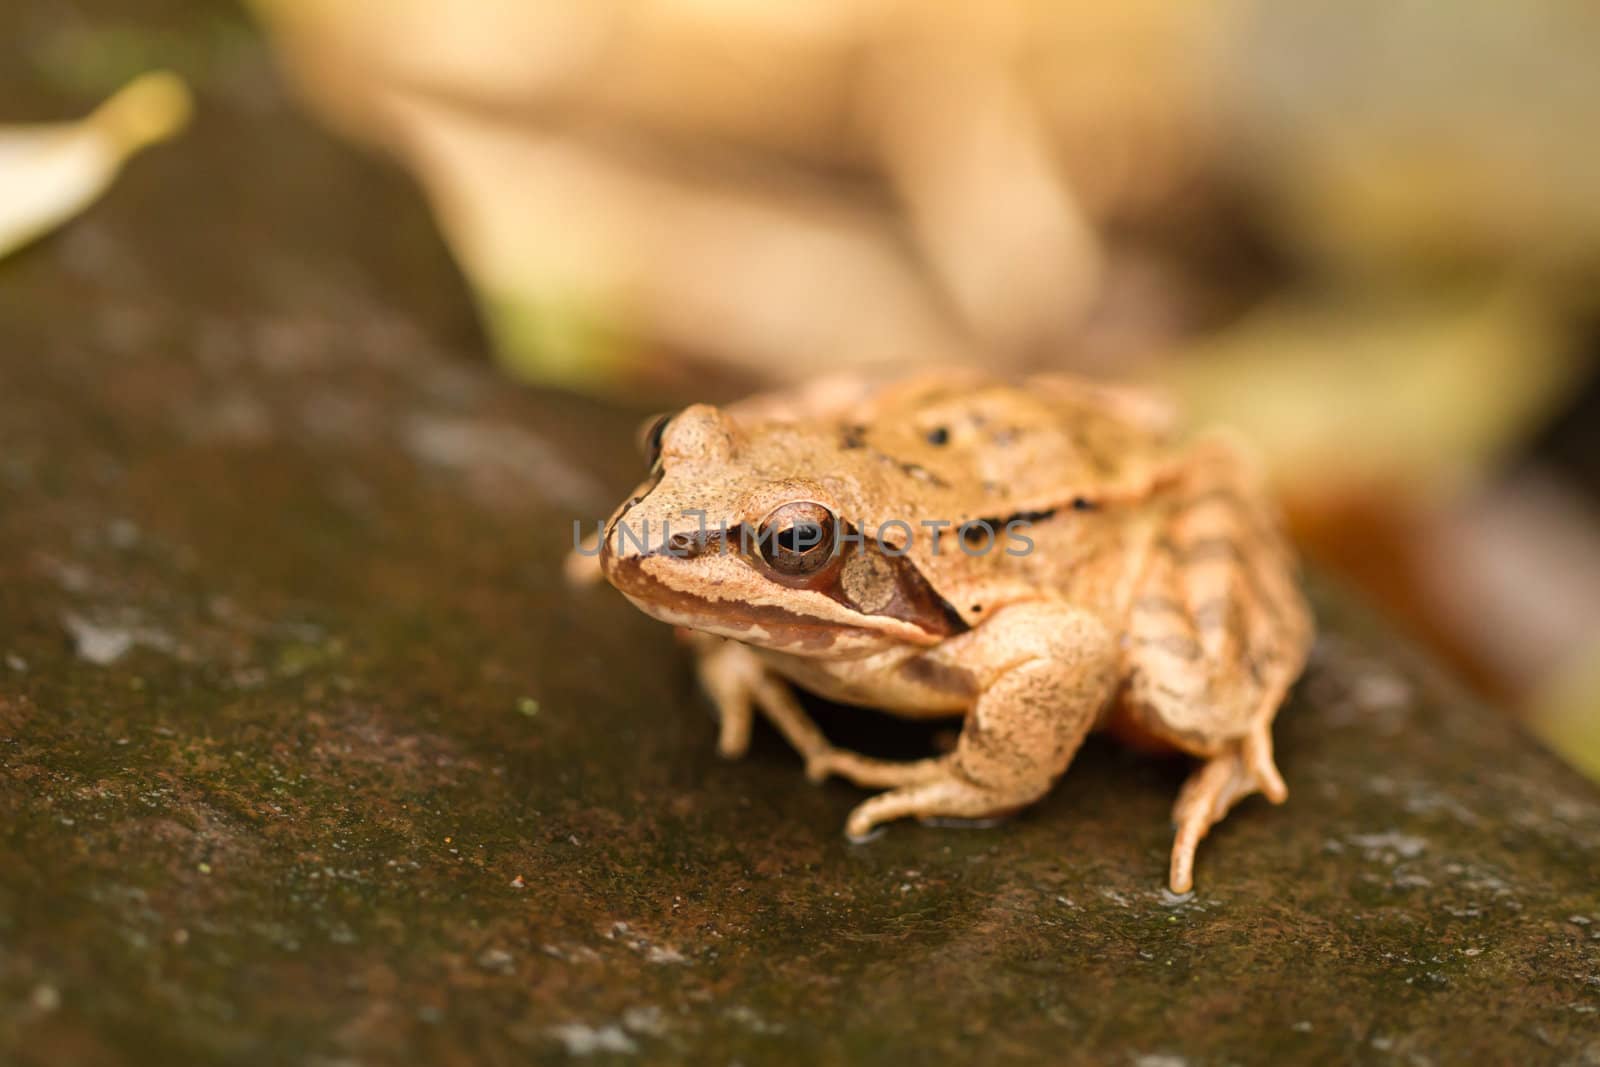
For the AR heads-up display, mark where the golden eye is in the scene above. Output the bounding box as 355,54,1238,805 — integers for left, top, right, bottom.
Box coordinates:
756,502,838,577
636,413,675,468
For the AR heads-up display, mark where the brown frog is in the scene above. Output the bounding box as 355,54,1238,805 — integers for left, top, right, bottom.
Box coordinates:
579,371,1313,893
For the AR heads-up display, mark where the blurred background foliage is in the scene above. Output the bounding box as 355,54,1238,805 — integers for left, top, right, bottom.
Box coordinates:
8,0,1600,778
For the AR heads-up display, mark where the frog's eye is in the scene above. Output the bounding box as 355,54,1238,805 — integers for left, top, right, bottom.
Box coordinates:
637,413,675,468
756,502,838,578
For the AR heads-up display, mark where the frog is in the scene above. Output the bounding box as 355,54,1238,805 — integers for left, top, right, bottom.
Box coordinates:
578,370,1313,893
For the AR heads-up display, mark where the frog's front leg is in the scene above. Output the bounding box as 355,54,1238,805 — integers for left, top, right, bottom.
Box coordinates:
823,604,1119,839
685,632,836,766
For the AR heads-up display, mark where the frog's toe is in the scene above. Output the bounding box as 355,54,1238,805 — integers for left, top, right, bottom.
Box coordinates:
843,777,1011,840
1244,724,1287,804
844,804,884,841
697,670,754,759
811,750,951,789
716,709,753,759
803,751,837,783
1168,743,1275,894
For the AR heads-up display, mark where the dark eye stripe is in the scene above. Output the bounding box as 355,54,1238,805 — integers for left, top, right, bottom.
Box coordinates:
637,413,675,468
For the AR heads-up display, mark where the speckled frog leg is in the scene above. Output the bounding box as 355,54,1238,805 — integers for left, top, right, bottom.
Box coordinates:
812,603,1119,840
686,633,837,765
1122,438,1310,892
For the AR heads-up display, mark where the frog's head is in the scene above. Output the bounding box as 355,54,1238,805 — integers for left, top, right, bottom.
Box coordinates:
598,404,964,657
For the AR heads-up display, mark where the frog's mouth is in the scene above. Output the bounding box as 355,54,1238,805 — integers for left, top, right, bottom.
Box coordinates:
599,496,971,652
602,551,881,655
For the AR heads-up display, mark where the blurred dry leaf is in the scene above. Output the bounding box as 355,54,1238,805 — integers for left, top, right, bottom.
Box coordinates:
0,71,191,259
1421,473,1600,694
1162,285,1584,504
1220,0,1600,286
249,0,1235,391
1533,642,1600,782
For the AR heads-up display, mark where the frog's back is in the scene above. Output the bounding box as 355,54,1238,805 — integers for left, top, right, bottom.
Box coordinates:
850,371,1172,517
725,371,1175,527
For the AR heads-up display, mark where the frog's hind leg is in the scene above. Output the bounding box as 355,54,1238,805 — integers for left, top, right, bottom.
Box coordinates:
1167,715,1286,895
1130,437,1312,892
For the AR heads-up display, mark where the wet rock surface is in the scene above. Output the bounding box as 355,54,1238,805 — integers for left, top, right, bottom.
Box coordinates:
2,5,1599,1065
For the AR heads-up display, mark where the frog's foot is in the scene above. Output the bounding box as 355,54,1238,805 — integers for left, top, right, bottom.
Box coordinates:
843,770,1036,841
689,634,834,765
1167,725,1286,895
804,749,949,789
838,606,1114,842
